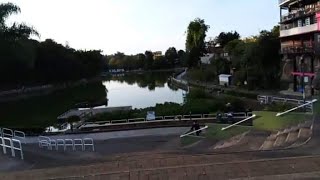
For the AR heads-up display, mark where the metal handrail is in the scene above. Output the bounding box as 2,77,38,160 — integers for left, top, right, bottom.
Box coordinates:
180,126,208,138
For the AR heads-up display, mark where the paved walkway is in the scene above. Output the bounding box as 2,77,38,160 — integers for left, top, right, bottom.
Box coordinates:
24,127,189,144
1,154,320,179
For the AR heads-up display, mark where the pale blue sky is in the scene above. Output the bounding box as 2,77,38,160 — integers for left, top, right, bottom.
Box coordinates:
3,0,279,55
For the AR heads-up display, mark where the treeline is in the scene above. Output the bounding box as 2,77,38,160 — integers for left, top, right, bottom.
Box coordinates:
185,18,281,90
0,3,104,88
222,26,281,89
106,48,187,70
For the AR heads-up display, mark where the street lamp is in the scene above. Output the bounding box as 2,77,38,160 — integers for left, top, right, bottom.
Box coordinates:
300,55,306,104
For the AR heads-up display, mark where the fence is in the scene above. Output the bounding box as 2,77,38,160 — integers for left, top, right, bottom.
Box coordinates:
257,95,313,112
0,136,24,160
0,128,26,143
80,112,253,129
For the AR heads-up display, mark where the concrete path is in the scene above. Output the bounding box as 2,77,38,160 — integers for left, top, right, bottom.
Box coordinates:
24,127,190,144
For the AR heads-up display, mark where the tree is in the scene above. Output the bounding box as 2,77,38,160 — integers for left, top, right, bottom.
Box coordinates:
215,31,240,47
186,18,209,67
165,47,178,67
178,50,187,66
0,3,39,85
144,51,154,70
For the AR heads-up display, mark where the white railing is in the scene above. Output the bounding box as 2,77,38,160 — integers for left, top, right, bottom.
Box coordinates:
180,126,208,138
0,128,26,146
276,99,318,117
221,115,256,131
2,128,13,138
14,130,26,144
0,137,24,160
80,112,253,129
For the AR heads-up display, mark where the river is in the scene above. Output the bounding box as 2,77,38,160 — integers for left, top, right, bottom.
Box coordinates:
0,71,186,130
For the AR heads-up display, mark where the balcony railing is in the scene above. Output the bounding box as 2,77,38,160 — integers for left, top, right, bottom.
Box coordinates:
280,23,318,37
279,0,297,6
281,45,314,54
281,5,320,23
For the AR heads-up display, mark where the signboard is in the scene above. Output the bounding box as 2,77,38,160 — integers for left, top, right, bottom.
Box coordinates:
146,111,155,121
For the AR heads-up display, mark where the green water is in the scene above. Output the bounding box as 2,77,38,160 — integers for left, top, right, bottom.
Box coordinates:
0,72,185,130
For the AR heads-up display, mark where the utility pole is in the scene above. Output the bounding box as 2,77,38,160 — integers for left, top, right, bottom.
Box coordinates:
300,56,306,105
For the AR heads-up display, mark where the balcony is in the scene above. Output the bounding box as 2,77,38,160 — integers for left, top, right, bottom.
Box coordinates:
281,43,314,54
281,6,320,23
280,23,319,37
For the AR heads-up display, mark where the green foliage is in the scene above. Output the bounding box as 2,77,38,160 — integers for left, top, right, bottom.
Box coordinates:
205,124,251,140
263,102,295,112
210,57,231,75
187,66,217,82
186,18,209,67
165,47,178,67
224,26,281,90
0,3,103,87
215,31,240,47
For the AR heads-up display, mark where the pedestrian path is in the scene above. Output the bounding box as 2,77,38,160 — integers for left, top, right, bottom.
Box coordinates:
23,127,189,144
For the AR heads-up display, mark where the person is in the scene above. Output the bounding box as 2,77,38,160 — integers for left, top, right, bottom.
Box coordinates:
190,121,201,136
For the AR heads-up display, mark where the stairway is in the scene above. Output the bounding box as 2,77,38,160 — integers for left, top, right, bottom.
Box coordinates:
3,152,320,180
260,121,313,150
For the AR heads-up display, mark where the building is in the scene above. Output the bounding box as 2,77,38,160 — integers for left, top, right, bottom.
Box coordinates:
279,0,320,95
201,42,230,65
153,51,162,60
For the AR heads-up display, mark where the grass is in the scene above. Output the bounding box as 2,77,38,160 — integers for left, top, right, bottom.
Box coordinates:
253,111,312,131
180,124,251,147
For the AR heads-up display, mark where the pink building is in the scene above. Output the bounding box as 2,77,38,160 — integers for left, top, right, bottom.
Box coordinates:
279,0,320,95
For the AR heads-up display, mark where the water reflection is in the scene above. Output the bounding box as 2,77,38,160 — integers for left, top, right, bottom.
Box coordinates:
103,72,185,109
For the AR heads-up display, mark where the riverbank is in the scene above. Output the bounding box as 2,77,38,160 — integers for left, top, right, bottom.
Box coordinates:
0,77,103,103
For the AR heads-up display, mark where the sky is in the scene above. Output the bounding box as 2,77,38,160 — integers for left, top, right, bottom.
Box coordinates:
3,0,279,55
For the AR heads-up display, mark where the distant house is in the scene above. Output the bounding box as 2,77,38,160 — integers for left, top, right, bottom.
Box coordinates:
201,53,214,64
153,51,163,60
201,43,230,65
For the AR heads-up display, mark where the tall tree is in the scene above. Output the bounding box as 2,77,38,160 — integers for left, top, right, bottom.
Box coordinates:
165,47,178,67
185,18,209,67
144,51,154,70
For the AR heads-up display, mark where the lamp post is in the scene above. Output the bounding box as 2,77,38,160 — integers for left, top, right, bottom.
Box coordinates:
300,56,306,105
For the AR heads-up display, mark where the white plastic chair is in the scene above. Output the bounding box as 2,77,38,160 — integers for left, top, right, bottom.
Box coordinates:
83,138,94,151
64,139,74,151
56,139,65,151
38,136,50,149
0,128,2,137
73,139,84,151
